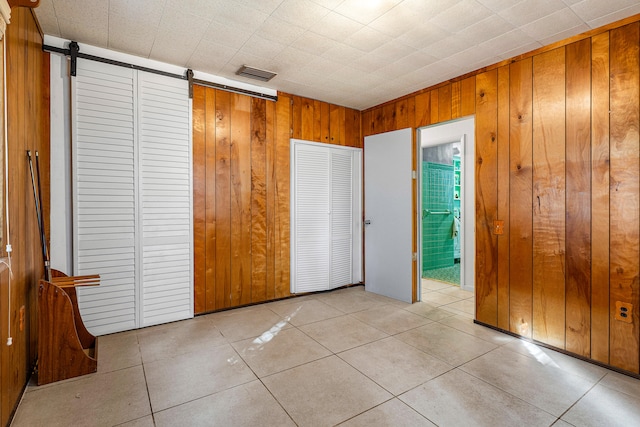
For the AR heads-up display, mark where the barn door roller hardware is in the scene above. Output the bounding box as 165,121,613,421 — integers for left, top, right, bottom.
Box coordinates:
43,41,186,80
69,41,79,76
43,42,277,101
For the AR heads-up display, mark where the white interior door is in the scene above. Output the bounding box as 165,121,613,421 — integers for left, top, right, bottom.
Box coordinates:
364,128,413,303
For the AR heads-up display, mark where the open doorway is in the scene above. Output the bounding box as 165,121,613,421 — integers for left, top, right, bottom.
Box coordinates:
418,117,475,303
421,141,461,285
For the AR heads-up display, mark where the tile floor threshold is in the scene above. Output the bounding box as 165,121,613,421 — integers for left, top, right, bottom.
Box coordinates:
11,280,640,426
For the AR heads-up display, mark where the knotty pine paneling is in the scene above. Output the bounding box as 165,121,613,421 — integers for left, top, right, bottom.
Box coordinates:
192,85,206,312
205,88,217,310
193,89,361,314
496,65,510,331
474,70,498,325
215,90,232,310
590,31,611,365
565,39,592,357
361,14,640,375
0,8,49,425
532,48,566,348
250,97,268,303
274,95,290,299
609,22,639,374
229,94,252,307
508,58,534,339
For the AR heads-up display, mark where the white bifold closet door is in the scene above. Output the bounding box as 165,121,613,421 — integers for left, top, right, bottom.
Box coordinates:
291,140,362,294
72,59,193,335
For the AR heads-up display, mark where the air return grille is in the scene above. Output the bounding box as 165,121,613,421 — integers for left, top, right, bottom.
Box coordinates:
236,65,277,82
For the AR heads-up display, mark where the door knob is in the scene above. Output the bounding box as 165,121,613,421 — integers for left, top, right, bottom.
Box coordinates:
364,219,371,225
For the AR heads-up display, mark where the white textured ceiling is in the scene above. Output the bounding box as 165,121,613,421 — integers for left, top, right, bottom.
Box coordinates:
35,0,640,110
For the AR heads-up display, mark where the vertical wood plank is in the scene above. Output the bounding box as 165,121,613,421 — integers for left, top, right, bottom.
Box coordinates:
360,109,373,137
475,70,499,326
509,58,534,339
192,85,206,314
215,90,232,309
320,101,330,142
265,100,276,301
204,88,217,311
565,39,592,357
344,108,361,148
461,76,477,117
496,65,511,330
291,95,302,140
414,92,431,128
591,31,611,364
274,96,291,298
230,94,252,306
532,47,566,348
609,23,640,373
251,98,267,303
339,106,347,145
373,107,384,135
301,97,314,141
382,102,396,134
438,84,452,122
395,97,415,129
451,80,461,119
313,99,322,142
430,91,439,124
330,104,342,145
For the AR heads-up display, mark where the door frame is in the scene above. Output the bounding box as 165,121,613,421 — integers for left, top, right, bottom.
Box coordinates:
417,117,475,294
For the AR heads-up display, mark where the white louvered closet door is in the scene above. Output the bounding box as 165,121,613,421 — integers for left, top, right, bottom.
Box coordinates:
138,73,192,327
291,141,361,294
293,144,331,293
72,59,137,335
73,60,193,335
330,150,353,288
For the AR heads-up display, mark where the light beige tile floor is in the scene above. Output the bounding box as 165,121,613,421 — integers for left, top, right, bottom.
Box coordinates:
11,282,640,426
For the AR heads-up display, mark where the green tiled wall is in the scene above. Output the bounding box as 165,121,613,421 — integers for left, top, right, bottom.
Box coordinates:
422,162,454,272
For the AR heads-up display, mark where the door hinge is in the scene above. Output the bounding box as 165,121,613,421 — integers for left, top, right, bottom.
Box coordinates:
412,252,417,261
412,170,417,179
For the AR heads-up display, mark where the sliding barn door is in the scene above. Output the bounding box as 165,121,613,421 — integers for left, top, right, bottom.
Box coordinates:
72,60,138,334
72,59,193,335
138,72,193,327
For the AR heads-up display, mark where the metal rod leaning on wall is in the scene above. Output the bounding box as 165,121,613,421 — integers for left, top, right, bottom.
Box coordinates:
27,150,51,281
35,151,51,281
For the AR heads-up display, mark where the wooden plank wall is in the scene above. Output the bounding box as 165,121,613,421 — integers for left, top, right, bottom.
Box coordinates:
0,7,48,425
362,19,640,375
193,87,361,313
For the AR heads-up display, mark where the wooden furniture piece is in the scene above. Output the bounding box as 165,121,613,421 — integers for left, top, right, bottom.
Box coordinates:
37,269,99,385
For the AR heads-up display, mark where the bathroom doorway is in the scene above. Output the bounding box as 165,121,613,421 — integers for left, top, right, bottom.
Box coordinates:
418,117,475,298
421,141,461,285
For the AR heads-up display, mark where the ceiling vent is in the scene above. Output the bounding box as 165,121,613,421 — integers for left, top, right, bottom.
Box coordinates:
236,65,277,82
